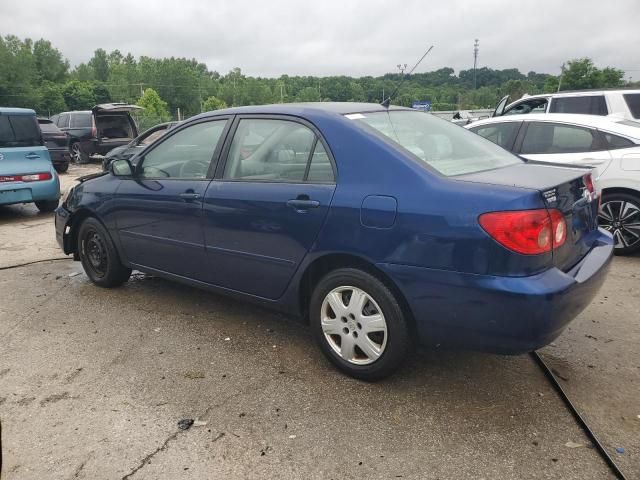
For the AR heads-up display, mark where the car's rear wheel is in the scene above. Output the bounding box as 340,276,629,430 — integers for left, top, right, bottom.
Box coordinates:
35,199,59,213
70,142,89,164
310,268,410,380
77,217,131,287
54,162,69,173
599,192,640,255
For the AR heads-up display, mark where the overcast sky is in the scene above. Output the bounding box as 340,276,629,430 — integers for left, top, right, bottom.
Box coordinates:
2,0,638,79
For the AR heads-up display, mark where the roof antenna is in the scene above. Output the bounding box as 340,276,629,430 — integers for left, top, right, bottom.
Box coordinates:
381,45,434,108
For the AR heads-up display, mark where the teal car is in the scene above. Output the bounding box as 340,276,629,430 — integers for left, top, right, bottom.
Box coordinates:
0,107,60,212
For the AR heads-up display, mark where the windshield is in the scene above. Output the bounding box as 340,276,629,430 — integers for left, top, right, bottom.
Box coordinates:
0,114,42,148
348,110,521,176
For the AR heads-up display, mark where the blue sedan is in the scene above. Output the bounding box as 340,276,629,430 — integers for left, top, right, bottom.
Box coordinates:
55,103,613,379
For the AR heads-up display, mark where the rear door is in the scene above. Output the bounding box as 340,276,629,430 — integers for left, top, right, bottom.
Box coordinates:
114,117,230,279
202,116,336,299
492,95,510,117
468,121,522,151
0,113,50,174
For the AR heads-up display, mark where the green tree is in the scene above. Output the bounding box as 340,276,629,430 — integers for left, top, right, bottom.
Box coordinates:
560,58,625,90
33,39,68,83
88,48,109,82
36,81,67,115
202,95,227,111
136,88,171,129
62,80,96,110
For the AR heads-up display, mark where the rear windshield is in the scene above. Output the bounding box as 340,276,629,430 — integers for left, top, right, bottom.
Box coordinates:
623,93,640,119
348,110,521,176
70,113,92,128
549,96,608,115
96,114,134,139
0,114,42,148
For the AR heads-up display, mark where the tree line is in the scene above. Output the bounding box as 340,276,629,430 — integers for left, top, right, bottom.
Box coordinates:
0,34,633,127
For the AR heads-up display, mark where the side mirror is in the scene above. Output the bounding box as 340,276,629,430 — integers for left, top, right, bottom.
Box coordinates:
110,159,134,176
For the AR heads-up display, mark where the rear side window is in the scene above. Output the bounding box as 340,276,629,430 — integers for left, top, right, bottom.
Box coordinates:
224,119,319,182
70,113,92,128
603,132,635,150
39,121,62,134
549,96,608,115
0,115,42,148
521,122,598,154
56,114,69,128
469,122,520,150
623,93,640,119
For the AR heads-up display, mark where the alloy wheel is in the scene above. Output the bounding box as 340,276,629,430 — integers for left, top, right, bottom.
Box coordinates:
320,286,388,365
71,143,83,164
599,200,640,250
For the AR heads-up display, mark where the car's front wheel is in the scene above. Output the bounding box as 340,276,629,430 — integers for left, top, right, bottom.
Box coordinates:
70,142,89,164
599,192,640,255
35,199,59,213
77,217,131,287
310,268,411,380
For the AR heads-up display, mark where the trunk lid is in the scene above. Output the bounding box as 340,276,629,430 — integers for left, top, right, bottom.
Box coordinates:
457,162,600,271
92,103,143,113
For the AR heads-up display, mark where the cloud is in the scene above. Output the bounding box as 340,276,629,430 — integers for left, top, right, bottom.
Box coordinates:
2,0,638,78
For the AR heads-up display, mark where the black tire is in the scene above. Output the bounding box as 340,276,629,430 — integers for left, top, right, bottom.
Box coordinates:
54,162,69,173
310,268,411,381
599,192,640,255
77,217,131,287
70,142,89,164
35,199,59,213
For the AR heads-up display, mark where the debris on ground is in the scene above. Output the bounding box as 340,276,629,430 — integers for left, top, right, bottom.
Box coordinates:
193,420,207,427
288,434,296,439
224,337,231,341
615,447,625,454
564,441,584,448
184,371,205,379
178,419,194,430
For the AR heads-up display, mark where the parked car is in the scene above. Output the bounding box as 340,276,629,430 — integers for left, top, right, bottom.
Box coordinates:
50,103,142,164
466,114,640,255
1,107,60,212
492,89,640,120
55,103,612,379
101,121,178,171
37,118,70,173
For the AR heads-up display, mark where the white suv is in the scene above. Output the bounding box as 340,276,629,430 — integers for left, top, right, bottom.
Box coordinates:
493,89,640,121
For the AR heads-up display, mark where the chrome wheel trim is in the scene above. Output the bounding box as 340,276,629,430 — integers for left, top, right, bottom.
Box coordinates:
320,286,388,365
71,143,82,164
599,200,640,249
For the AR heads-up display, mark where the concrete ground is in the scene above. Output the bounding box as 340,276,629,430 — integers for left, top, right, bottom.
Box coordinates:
0,164,637,479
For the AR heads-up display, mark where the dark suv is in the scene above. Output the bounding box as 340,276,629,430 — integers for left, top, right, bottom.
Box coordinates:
51,104,141,164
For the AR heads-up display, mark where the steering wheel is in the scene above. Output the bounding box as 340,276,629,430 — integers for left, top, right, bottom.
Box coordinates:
142,166,170,178
179,159,210,178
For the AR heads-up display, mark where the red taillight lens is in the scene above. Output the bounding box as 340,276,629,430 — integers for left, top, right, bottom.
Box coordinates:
0,172,52,183
479,209,566,255
91,117,97,137
583,173,594,194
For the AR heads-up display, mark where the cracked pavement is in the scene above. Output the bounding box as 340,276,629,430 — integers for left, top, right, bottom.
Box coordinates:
0,164,638,479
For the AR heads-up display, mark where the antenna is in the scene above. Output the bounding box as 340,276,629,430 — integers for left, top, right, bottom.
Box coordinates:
381,46,434,108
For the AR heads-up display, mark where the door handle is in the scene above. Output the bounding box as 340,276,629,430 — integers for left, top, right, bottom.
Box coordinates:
179,192,201,201
25,153,41,159
287,198,320,212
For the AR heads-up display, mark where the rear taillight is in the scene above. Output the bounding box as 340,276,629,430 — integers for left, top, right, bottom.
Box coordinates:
0,172,52,183
91,117,97,137
583,173,594,194
479,209,567,255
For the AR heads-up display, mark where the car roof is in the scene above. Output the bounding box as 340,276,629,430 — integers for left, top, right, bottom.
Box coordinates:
467,113,640,140
0,107,36,115
193,102,409,120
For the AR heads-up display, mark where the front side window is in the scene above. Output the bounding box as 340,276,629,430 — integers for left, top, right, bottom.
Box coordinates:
350,110,521,176
503,98,548,116
550,96,608,115
521,122,598,154
0,115,41,148
140,120,227,179
470,122,520,150
623,93,640,119
224,119,318,182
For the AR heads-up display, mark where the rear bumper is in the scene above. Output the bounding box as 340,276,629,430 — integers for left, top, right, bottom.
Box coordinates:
378,229,614,354
0,176,60,206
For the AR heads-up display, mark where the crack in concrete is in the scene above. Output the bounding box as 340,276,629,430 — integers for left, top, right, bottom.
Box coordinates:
121,431,180,480
72,452,93,479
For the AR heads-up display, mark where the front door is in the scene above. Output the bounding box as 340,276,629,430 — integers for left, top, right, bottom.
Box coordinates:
202,117,336,299
114,118,230,279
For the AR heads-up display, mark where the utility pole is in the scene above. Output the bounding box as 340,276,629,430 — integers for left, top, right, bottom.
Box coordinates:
473,39,479,90
557,63,566,92
397,63,408,75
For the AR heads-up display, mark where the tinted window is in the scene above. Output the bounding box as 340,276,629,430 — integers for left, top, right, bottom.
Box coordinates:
350,111,520,176
70,113,92,128
549,96,608,115
521,123,598,154
306,142,335,182
96,114,133,139
470,122,520,150
39,121,62,134
603,132,635,150
503,98,548,116
0,114,42,148
57,114,69,128
623,93,640,119
224,119,316,182
140,120,227,179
